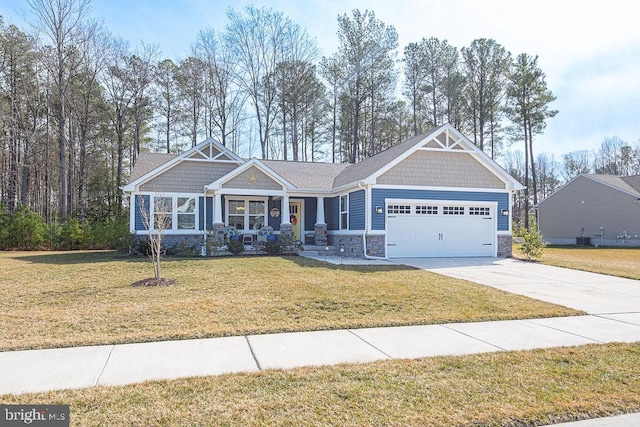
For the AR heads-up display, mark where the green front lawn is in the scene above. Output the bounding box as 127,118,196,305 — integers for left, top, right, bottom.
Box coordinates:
0,251,580,351
515,245,640,280
3,343,639,426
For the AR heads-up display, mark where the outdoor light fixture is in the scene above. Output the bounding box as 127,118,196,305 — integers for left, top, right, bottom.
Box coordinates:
501,209,509,216
375,206,383,214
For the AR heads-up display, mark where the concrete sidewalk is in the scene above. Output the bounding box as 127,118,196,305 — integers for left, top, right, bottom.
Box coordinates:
1,257,639,426
1,313,639,395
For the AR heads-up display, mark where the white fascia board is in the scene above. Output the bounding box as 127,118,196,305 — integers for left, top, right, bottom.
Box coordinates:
328,182,366,195
364,127,446,184
444,125,523,191
216,188,285,197
125,138,244,192
205,158,294,191
363,123,522,191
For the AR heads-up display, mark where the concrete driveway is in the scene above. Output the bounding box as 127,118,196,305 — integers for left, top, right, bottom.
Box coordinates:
396,257,640,315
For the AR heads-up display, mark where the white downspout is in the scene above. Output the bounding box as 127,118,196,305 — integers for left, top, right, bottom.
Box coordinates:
201,189,207,256
358,181,386,260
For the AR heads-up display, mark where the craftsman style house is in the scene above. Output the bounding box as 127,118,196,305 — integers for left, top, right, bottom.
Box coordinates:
123,123,523,258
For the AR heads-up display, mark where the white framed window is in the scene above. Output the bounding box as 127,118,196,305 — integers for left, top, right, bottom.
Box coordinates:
387,205,411,214
149,195,198,231
177,197,196,229
340,195,348,229
416,205,438,215
153,197,173,229
469,207,491,216
226,198,267,231
443,206,464,215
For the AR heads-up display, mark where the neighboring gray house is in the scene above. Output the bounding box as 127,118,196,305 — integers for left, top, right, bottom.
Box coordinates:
123,123,523,258
538,174,640,246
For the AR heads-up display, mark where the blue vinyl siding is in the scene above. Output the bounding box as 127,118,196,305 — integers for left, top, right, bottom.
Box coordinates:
198,197,205,230
268,197,281,231
325,196,339,231
371,188,510,231
134,195,150,231
304,197,317,230
198,196,214,230
349,190,365,230
206,197,213,229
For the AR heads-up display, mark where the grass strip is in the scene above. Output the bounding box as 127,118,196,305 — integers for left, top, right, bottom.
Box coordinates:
2,343,639,426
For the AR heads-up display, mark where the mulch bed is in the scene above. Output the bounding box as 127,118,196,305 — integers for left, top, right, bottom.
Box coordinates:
131,278,177,287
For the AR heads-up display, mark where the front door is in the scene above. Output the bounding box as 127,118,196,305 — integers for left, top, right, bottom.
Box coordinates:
289,201,302,240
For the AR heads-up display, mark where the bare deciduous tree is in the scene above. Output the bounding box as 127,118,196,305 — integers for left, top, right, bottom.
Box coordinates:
27,0,91,220
137,195,171,280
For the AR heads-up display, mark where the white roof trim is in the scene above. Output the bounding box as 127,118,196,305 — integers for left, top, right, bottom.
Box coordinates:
205,158,295,191
122,138,244,193
365,123,524,191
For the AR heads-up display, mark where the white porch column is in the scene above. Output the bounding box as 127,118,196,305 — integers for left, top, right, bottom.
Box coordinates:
213,192,223,223
281,195,291,224
316,196,325,225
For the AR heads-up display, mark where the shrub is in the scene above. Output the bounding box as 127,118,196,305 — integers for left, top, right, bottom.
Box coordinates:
60,219,85,249
172,241,200,257
225,238,245,256
4,205,46,250
205,230,224,256
253,233,302,256
0,205,9,249
84,219,131,250
278,233,303,255
253,238,282,255
519,223,547,261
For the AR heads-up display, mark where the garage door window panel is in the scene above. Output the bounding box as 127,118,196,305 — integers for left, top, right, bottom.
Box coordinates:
388,205,411,214
443,206,464,215
469,207,491,216
416,205,438,215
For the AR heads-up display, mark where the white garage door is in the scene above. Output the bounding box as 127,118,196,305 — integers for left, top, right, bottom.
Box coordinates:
386,201,496,258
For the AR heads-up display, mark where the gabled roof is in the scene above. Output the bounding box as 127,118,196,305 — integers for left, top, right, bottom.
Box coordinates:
587,174,640,197
538,173,640,207
333,123,523,190
261,159,350,191
205,158,294,191
124,124,522,194
333,132,428,188
123,137,243,192
128,153,177,183
620,175,640,194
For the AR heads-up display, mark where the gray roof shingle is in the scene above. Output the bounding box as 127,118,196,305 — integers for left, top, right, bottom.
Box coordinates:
261,159,350,190
332,131,431,188
128,152,178,183
588,174,640,197
620,175,640,194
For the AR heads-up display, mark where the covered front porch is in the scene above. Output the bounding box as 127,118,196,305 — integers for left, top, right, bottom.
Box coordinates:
204,191,328,247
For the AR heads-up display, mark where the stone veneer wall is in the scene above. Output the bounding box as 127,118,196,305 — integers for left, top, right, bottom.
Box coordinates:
498,235,512,257
365,235,385,257
326,234,385,258
133,234,204,253
327,235,364,258
314,223,327,246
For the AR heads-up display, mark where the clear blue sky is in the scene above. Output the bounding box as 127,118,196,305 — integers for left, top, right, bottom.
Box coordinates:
3,0,640,159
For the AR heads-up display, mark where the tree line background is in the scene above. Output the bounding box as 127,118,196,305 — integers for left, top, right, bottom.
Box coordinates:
1,0,639,233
